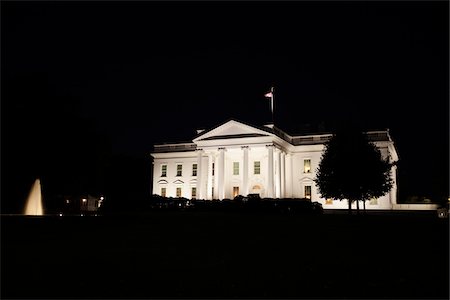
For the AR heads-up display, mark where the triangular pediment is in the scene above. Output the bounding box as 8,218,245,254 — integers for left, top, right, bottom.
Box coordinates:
193,120,272,142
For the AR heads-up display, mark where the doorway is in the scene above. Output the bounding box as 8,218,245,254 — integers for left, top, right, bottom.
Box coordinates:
233,186,239,198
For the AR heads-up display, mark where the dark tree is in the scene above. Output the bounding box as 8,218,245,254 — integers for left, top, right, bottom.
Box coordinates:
314,124,394,214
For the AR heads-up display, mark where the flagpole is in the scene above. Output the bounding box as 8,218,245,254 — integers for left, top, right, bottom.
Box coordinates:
271,87,274,125
265,87,275,125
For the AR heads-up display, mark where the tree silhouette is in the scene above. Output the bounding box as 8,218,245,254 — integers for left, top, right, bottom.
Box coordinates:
314,124,394,214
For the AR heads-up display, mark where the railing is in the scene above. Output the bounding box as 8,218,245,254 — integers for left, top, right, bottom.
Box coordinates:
292,135,332,145
153,143,197,153
366,132,389,141
153,131,389,151
291,131,389,145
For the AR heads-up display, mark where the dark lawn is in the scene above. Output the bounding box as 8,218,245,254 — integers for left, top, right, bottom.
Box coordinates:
1,211,448,299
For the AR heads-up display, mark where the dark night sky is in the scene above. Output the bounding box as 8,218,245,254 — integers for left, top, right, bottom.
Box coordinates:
2,1,449,209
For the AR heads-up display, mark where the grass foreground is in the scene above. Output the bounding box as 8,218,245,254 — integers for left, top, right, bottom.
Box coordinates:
2,210,448,299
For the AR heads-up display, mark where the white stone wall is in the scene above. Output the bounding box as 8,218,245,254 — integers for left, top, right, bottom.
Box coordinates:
151,121,400,209
234,146,268,198
290,145,324,200
152,153,199,199
152,140,398,208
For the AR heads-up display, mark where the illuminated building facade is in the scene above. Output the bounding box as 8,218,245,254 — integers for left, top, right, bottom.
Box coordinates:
151,119,400,209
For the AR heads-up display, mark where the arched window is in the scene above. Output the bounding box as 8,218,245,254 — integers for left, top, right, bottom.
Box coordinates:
252,185,261,194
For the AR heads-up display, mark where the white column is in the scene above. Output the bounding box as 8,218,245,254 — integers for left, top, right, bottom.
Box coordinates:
196,149,203,199
285,153,293,198
275,149,281,198
218,148,225,200
242,146,249,196
213,154,218,199
267,145,274,198
390,165,398,207
281,151,286,198
207,153,213,200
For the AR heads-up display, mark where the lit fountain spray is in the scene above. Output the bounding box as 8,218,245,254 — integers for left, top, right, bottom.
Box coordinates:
24,179,44,216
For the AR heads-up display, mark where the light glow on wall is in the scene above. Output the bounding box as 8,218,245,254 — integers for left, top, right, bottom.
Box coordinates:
233,186,239,197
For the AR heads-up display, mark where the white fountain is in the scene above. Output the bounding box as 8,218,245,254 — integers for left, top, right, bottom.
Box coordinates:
24,179,44,216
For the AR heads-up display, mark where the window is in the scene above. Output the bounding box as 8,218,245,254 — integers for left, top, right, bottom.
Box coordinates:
161,165,167,177
304,159,311,173
252,185,261,194
176,187,182,197
212,163,215,176
304,186,312,199
161,187,166,197
325,198,333,205
233,162,239,175
254,161,261,174
192,164,197,176
233,187,240,198
176,164,183,176
369,197,378,205
191,187,197,199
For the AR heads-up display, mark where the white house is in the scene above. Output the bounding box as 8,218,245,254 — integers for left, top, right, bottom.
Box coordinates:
151,119,402,210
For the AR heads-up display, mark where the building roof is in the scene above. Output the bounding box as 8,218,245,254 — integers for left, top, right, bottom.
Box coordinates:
152,118,392,153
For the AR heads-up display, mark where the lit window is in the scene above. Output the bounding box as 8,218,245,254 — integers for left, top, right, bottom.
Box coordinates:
233,162,239,175
65,199,70,204
369,197,378,205
254,161,261,175
161,165,167,177
304,186,311,199
233,186,239,197
176,164,183,176
82,198,87,206
325,198,333,205
176,187,182,197
304,159,311,173
192,164,197,176
161,187,166,197
191,187,197,199
212,163,215,176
